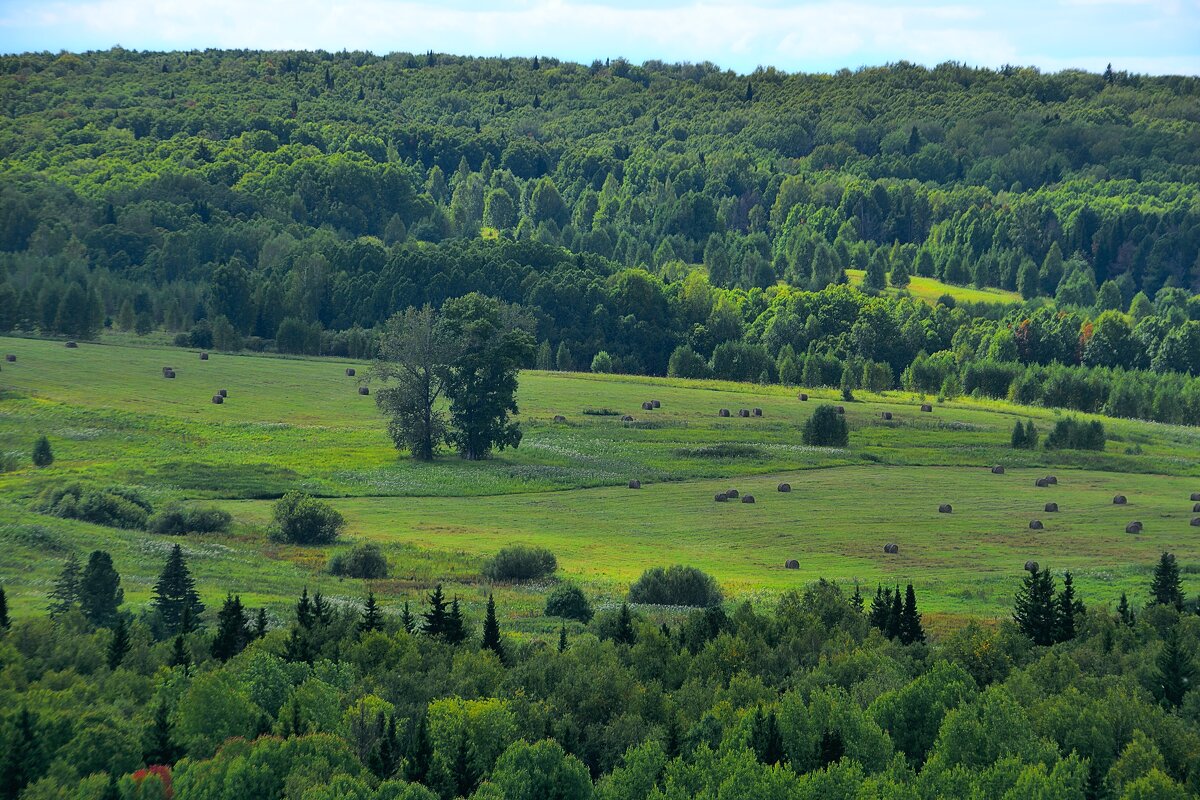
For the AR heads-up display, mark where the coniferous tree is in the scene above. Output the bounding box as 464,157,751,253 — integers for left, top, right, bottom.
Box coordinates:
1011,420,1027,449
482,593,504,662
1024,420,1038,449
885,587,903,640
0,585,8,631
818,727,845,768
1056,571,1085,643
283,626,311,664
312,591,333,626
31,435,53,467
360,591,383,633
421,584,449,637
1155,624,1196,708
614,602,637,646
850,582,864,613
48,553,81,618
107,615,130,670
445,597,467,645
168,631,191,675
78,550,123,629
889,256,911,289
869,585,892,632
151,544,204,633
253,607,269,639
405,713,432,784
98,773,119,800
750,707,785,766
899,583,925,645
296,587,315,629
143,702,180,765
211,594,250,661
401,600,415,634
0,708,40,800
370,714,400,779
558,624,568,653
1117,592,1135,626
1014,566,1058,645
452,732,477,797
1150,552,1185,610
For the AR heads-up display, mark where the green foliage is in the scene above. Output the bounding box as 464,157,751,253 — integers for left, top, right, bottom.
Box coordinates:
1149,552,1184,610
269,491,345,545
330,543,390,579
31,436,53,468
147,503,232,535
544,584,594,623
482,545,557,582
33,483,152,529
151,544,204,633
1044,417,1106,451
802,404,849,447
77,550,123,629
627,565,723,607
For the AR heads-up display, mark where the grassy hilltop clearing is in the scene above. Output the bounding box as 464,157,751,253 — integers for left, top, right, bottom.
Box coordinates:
2,334,1197,633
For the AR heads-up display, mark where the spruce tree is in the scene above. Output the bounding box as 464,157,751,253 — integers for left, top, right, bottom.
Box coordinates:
370,714,400,779
1011,420,1027,449
151,544,204,633
0,708,40,800
1056,571,1085,643
445,597,467,645
818,728,845,768
78,550,123,629
1014,566,1058,646
1024,420,1038,449
452,732,476,798
1150,552,1185,610
360,591,383,633
885,587,903,640
614,602,636,646
850,583,864,613
296,587,315,629
211,594,250,662
868,585,892,632
482,593,504,662
1117,592,1135,626
750,707,785,766
1155,623,1196,708
421,584,449,637
889,256,911,289
253,607,269,639
168,631,191,675
404,713,432,784
0,585,8,631
107,615,130,670
48,553,81,618
401,600,415,635
143,702,180,765
283,626,311,664
31,435,53,468
312,591,333,625
558,624,568,653
899,583,925,645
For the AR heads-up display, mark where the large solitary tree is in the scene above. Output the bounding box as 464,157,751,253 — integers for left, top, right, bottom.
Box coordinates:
151,544,204,633
78,550,123,629
373,305,455,460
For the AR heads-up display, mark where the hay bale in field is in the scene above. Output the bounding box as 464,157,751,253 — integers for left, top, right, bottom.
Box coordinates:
835,405,845,414
938,504,952,513
553,415,566,423
652,400,661,408
991,465,1005,474
1035,478,1050,488
1045,476,1058,485
1191,492,1200,501
881,411,892,420
621,414,634,421
920,403,932,412
200,352,209,360
739,409,750,418
777,483,791,493
714,493,728,502
1113,495,1127,505
5,354,14,362
785,559,799,569
346,368,356,377
1191,517,1200,527
753,408,763,416
1044,503,1058,512
1126,521,1143,534
719,409,731,417
741,494,755,503
641,401,653,410
1029,519,1044,529
65,341,77,348
798,393,809,401
218,389,227,398
628,479,641,489
1024,560,1039,572
884,543,899,554
1193,502,1200,512
211,395,223,404
726,489,739,499
164,369,175,379
358,387,370,396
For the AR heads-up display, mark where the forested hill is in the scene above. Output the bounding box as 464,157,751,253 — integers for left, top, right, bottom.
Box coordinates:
1,51,1199,414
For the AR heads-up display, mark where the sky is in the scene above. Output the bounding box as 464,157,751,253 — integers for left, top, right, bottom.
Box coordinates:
0,0,1197,76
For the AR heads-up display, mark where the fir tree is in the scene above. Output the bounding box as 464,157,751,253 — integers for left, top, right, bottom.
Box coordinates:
889,254,911,289
849,582,864,614
421,584,449,637
558,624,568,653
818,727,845,768
400,600,415,634
1024,420,1038,449
899,583,925,645
885,587,903,640
98,773,119,800
48,553,81,618
1155,623,1196,708
143,702,180,765
404,713,432,784
31,435,53,468
312,591,333,625
168,632,191,675
0,585,8,631
1014,566,1058,646
151,544,204,633
1150,552,1185,610
78,550,123,629
0,708,40,800
614,602,637,646
360,591,383,633
445,597,467,645
296,587,315,629
107,615,130,670
1011,420,1027,449
482,593,504,662
1117,592,1135,626
1056,571,1085,643
750,707,785,766
452,732,476,798
370,714,400,779
283,626,311,664
868,585,892,632
253,607,269,639
211,594,250,661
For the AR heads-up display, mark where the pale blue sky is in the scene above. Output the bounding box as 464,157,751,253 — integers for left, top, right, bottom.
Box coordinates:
0,0,1197,75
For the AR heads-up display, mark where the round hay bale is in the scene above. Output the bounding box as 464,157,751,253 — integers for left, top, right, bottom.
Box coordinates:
346,368,356,377
785,559,799,569
798,393,809,401
835,405,845,414
65,341,77,348
1044,503,1058,513
920,403,932,412
777,483,791,493
1191,517,1200,527
741,494,755,504
1126,521,1143,534
164,370,175,379
1024,560,1039,572
5,354,15,362
358,387,370,396
714,493,728,502
753,408,763,417
641,401,653,410
199,352,209,360
884,543,899,554
991,465,1005,474
628,479,641,489
1190,492,1200,501
1029,519,1044,530
1045,476,1058,485
738,409,750,418
218,389,227,398
1035,478,1050,488
719,409,731,417
938,504,952,513
211,395,223,404
553,415,566,423
726,489,740,499
621,414,634,422
651,400,661,408
162,366,173,376
1113,495,1127,505
1193,502,1200,513
881,412,892,420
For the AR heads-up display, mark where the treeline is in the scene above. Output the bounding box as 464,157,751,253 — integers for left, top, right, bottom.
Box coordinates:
1,546,1198,799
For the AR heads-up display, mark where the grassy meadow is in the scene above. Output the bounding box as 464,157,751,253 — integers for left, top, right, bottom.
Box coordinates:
1,334,1198,636
845,268,1025,305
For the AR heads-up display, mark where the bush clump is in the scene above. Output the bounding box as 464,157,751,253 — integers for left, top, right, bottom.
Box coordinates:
802,404,850,447
329,543,389,579
268,491,345,545
34,483,153,529
627,565,723,608
1044,417,1105,451
148,503,233,535
482,545,557,582
544,583,593,622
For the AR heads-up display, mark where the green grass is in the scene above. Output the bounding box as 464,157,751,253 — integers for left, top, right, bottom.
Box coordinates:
1,335,1197,634
846,269,1025,305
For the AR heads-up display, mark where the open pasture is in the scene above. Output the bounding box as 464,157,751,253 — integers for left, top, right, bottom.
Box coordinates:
1,334,1198,629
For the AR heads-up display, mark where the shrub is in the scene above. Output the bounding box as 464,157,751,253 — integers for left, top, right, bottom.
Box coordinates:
544,583,593,622
329,543,389,579
667,345,710,379
590,350,613,373
148,503,233,535
482,545,557,582
268,491,345,545
628,565,723,607
1044,417,1105,451
34,483,152,529
32,435,53,467
802,404,850,447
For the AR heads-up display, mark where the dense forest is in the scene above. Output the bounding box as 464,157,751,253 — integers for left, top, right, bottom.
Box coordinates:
1,50,1200,423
